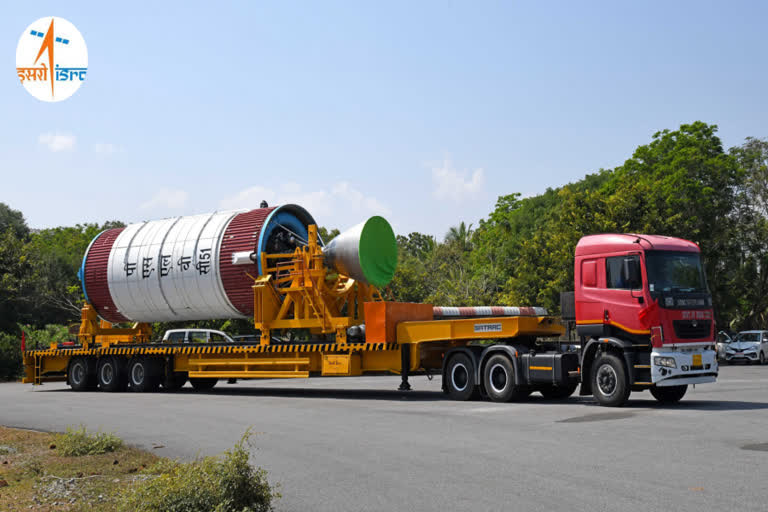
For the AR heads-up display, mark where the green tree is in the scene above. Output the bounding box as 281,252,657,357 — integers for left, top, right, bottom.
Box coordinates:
0,203,30,240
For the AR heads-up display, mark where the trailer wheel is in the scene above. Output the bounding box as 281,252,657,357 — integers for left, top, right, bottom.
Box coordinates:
482,354,529,402
162,373,187,391
97,356,128,392
591,353,630,407
445,353,479,401
539,383,578,400
128,357,160,393
68,357,96,391
650,385,687,404
189,377,218,391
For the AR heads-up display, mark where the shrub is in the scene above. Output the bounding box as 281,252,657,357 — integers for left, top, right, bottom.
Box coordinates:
0,332,23,381
118,431,277,512
55,425,123,456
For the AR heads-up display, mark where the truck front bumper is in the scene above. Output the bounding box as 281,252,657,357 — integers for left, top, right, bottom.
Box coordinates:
651,348,718,387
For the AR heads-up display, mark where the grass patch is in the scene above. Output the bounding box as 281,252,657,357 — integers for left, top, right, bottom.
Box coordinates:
117,430,278,512
0,426,278,512
55,426,123,457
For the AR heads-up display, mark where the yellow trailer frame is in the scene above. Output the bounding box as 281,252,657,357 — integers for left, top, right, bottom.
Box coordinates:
23,314,563,387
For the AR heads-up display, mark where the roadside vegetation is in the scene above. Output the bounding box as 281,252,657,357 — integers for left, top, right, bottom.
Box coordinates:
1,121,767,380
0,426,278,512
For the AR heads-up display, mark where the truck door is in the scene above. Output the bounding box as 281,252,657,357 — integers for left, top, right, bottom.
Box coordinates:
603,254,648,337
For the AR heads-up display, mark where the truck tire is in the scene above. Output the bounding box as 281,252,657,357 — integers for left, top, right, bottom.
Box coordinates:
162,373,187,391
68,357,97,391
539,382,578,400
650,385,687,404
591,353,630,407
482,354,529,402
97,356,127,392
445,353,479,401
189,377,218,391
128,357,160,393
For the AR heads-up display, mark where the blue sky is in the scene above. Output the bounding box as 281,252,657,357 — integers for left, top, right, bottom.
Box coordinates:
2,1,767,239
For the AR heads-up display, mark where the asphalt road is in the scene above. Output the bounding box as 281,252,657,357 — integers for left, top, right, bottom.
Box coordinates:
3,365,768,512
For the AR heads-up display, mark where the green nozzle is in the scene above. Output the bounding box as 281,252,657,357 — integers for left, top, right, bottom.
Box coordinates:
358,216,398,287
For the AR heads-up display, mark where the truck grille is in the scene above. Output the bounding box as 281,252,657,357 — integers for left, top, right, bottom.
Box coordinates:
672,320,711,339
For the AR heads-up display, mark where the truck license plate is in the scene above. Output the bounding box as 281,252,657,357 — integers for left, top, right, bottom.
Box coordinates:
693,354,702,366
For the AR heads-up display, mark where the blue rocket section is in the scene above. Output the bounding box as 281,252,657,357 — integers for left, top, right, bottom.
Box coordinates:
256,205,317,275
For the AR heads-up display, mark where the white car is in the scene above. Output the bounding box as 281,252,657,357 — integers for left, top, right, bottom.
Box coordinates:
162,329,235,344
716,331,735,361
723,330,768,365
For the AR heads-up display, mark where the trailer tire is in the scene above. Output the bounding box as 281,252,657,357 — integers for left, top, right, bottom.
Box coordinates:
591,352,630,407
539,382,578,400
482,354,529,402
97,356,127,392
128,357,160,393
68,357,96,391
445,353,479,401
650,385,687,404
189,377,218,391
162,373,187,391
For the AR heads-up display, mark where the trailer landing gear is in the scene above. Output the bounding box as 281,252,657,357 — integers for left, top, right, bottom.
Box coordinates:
399,343,412,391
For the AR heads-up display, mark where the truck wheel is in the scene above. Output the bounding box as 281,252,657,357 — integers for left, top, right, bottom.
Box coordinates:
68,357,97,391
445,353,479,401
97,356,127,392
650,385,687,404
128,357,160,392
591,353,630,407
760,352,766,365
482,354,529,402
539,383,578,400
189,377,218,391
162,373,187,391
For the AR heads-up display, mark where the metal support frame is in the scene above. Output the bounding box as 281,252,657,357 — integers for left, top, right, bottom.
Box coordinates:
254,224,383,344
399,343,412,391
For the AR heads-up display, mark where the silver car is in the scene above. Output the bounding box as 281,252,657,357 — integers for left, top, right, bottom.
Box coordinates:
723,331,768,365
716,331,734,362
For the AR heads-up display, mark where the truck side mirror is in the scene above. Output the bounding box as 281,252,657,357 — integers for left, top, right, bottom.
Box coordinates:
622,257,641,289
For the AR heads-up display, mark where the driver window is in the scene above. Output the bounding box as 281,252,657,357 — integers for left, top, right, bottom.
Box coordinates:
606,255,641,289
210,332,225,342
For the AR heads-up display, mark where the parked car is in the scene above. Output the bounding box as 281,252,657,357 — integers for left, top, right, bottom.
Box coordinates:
723,330,768,365
716,331,735,362
162,329,236,344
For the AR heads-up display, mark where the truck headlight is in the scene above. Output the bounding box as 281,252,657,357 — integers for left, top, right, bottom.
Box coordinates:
654,356,677,368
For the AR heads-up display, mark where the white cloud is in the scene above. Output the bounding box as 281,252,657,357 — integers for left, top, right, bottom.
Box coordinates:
431,159,485,201
93,143,121,154
140,188,189,211
38,132,76,152
219,181,390,229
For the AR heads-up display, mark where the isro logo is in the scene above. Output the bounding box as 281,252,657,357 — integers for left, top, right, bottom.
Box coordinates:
16,17,88,102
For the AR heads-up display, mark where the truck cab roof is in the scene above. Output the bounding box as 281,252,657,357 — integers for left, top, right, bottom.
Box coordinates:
575,234,699,256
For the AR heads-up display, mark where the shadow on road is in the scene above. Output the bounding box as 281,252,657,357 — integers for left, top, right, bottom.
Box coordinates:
33,384,768,410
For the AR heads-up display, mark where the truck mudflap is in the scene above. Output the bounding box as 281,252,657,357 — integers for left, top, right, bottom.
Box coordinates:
651,348,718,386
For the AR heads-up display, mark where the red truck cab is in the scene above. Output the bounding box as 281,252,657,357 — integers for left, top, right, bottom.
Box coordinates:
574,234,718,405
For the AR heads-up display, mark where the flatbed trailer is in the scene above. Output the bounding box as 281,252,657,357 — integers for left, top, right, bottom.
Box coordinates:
23,312,571,399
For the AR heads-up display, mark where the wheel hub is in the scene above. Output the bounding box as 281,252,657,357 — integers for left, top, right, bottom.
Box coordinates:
101,364,113,385
488,363,508,393
451,363,468,391
596,364,617,397
72,363,84,385
132,363,144,384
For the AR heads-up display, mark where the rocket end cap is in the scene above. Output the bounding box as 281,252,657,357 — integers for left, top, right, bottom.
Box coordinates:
358,216,397,287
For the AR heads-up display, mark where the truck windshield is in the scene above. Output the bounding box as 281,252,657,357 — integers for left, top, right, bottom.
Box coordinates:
645,251,708,293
